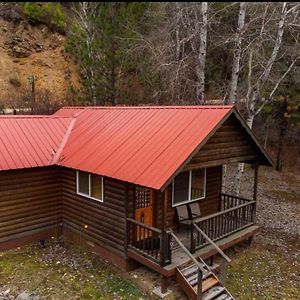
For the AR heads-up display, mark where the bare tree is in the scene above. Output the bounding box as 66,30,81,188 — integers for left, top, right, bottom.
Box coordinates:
244,3,300,128
234,2,300,194
71,2,100,106
196,2,208,104
143,2,209,104
227,2,246,105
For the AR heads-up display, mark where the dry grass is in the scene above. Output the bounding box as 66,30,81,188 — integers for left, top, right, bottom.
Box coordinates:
0,241,149,300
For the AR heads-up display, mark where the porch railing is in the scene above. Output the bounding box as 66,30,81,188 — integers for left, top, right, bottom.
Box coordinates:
126,218,171,266
192,193,256,251
220,193,253,209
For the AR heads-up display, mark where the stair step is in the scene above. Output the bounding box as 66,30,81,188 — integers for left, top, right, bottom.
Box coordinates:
181,263,206,277
214,293,232,300
188,271,212,286
192,275,219,293
202,286,226,300
182,265,199,277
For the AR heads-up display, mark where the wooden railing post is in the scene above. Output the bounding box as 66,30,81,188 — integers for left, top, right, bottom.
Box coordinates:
220,257,227,285
190,224,196,254
160,231,166,267
127,218,165,265
197,267,203,300
253,163,259,223
160,189,168,266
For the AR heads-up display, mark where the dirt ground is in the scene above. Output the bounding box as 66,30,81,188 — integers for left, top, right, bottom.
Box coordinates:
0,165,299,299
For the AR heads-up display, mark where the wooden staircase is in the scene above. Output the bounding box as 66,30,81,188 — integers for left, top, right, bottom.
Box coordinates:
176,260,234,300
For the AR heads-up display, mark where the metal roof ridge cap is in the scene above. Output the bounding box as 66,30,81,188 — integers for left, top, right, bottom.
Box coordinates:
58,105,234,110
50,117,77,165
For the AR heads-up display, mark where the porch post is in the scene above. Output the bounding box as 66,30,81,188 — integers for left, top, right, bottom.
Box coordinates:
160,189,168,267
162,189,168,232
253,162,259,201
125,183,129,250
253,162,259,223
160,189,169,294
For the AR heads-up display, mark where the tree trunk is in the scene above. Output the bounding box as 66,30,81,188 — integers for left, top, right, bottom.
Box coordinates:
31,75,36,114
235,113,255,195
227,2,246,105
276,99,289,171
276,124,287,171
196,2,207,104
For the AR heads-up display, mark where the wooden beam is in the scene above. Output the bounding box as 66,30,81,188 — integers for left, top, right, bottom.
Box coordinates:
162,189,168,231
124,183,129,251
160,190,168,267
253,163,259,201
160,190,169,292
160,275,168,294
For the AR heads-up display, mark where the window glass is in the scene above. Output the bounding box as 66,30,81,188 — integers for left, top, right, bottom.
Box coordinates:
91,174,102,200
173,171,189,205
78,171,89,195
191,169,205,200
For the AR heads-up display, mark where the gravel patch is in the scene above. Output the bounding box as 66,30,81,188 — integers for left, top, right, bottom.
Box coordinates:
224,164,300,238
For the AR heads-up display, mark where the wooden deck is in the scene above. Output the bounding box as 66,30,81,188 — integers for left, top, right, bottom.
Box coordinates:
127,224,259,277
126,193,258,278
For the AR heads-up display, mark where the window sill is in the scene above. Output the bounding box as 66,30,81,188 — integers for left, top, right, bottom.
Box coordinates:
77,192,103,203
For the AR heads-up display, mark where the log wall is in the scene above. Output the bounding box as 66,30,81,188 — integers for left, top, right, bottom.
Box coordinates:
61,168,127,258
184,114,259,170
0,167,62,247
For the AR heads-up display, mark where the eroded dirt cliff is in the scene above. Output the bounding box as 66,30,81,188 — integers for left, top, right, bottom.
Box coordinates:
0,16,79,109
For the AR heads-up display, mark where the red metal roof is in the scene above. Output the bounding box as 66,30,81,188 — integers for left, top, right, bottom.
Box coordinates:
0,106,235,189
0,116,73,171
56,106,233,189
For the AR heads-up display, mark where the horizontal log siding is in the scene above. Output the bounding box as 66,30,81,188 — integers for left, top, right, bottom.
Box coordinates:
184,115,258,170
199,166,222,215
61,168,127,258
0,167,62,243
156,166,222,229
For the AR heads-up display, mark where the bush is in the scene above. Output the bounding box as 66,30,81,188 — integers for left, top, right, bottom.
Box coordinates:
43,2,65,30
23,2,65,31
23,2,43,23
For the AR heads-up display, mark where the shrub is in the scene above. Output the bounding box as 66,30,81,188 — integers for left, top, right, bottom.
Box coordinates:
42,2,65,30
23,2,65,31
23,2,43,23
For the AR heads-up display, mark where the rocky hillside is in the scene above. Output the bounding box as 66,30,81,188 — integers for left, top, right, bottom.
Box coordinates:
0,12,80,111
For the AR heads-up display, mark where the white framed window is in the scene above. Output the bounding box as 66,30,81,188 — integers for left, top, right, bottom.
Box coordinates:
76,170,104,202
172,168,206,207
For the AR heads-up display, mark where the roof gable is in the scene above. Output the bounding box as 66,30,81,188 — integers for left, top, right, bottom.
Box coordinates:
181,112,272,169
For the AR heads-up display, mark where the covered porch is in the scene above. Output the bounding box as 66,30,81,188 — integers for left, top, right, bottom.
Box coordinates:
126,179,259,276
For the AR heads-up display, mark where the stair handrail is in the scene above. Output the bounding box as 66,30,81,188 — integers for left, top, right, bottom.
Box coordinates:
193,223,231,263
168,229,205,300
168,229,206,272
193,223,230,285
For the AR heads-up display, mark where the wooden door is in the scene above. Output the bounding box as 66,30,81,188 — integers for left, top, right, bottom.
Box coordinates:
135,186,153,240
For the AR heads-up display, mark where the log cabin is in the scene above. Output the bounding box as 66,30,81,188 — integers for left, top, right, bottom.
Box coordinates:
0,106,272,300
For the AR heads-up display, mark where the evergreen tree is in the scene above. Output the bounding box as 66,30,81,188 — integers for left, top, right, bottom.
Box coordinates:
66,2,152,105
